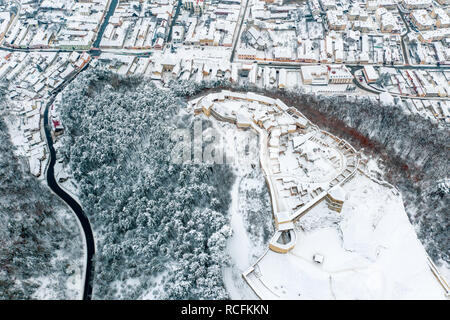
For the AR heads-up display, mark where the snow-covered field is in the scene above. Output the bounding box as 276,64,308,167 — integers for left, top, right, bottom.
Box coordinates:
246,173,447,299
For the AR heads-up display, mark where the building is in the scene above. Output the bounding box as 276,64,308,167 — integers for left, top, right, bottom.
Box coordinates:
268,224,296,254
301,65,328,85
237,48,257,60
432,8,450,28
401,0,432,9
328,65,353,84
363,65,379,83
172,25,185,43
0,12,11,41
411,10,434,30
313,254,324,264
326,186,346,212
327,10,347,31
380,11,399,33
182,0,206,15
278,68,287,88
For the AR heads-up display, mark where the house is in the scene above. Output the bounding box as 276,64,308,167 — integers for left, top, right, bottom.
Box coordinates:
313,254,324,264
0,12,11,41
327,10,347,31
161,55,177,72
363,65,379,83
380,11,399,33
432,8,450,28
411,10,434,30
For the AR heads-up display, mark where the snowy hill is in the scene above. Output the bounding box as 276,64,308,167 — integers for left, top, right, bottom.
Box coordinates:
243,173,447,299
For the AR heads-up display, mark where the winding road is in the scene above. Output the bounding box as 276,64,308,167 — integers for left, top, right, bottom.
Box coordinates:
43,96,95,300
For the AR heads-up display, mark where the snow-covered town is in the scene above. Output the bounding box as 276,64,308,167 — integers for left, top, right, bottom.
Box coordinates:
0,0,448,302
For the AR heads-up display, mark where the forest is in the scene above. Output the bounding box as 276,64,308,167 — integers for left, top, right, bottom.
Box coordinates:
0,91,82,299
58,67,235,299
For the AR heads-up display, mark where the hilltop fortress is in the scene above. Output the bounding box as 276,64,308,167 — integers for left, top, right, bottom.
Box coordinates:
189,91,448,300
191,90,359,254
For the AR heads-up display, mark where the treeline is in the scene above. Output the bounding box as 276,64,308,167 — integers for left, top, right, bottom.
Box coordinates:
59,67,235,299
0,97,82,299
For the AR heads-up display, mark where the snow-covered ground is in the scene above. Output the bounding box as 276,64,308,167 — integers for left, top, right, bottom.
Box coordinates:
223,176,259,300
140,271,169,300
53,158,82,204
246,173,447,299
209,118,271,300
3,114,27,158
